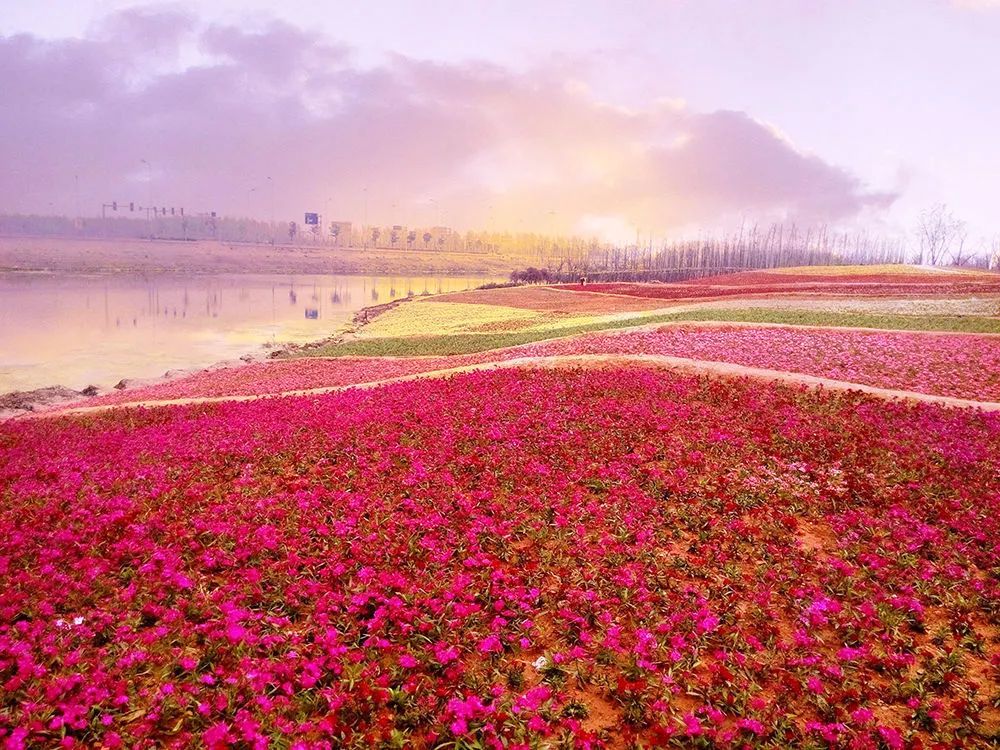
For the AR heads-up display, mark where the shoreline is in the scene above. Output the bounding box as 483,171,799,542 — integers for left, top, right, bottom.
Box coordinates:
0,293,415,420
0,236,518,416
5,262,999,418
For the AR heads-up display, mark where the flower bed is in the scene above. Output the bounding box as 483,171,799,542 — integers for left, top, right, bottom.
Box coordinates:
518,326,1000,401
1,368,998,747
433,286,673,312
766,264,980,276
688,266,999,286
360,301,543,337
71,325,1000,407
75,357,467,406
557,279,1000,300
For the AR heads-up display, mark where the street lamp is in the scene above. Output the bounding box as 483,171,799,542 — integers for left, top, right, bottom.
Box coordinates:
140,159,152,239
266,176,274,244
247,187,257,242
325,196,333,245
363,187,369,249
428,197,442,227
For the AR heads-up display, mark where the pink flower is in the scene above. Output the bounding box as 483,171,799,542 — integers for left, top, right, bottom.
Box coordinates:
683,713,703,735
878,726,904,750
477,634,503,654
203,722,233,749
737,718,766,736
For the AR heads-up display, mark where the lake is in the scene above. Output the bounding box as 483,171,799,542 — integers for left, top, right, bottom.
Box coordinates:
0,272,500,393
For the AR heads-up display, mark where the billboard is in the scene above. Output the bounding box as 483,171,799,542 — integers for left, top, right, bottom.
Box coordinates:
304,212,319,225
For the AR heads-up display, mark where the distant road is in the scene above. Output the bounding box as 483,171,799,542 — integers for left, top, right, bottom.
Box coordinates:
0,235,517,277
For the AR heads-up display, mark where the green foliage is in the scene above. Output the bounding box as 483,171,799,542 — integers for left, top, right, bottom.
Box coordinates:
290,308,1000,358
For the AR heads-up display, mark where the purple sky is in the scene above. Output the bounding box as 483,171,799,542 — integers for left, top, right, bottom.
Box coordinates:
2,1,998,243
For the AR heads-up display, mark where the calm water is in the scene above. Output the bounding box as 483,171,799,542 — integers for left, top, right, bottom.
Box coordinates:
0,272,499,392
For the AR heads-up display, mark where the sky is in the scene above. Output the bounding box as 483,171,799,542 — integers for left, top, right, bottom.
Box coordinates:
1,0,998,244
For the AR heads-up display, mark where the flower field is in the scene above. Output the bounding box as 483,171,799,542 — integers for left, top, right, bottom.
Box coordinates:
73,358,467,406
688,266,1000,287
2,367,999,748
555,265,1000,302
71,325,1000,408
357,300,636,339
359,302,543,338
764,265,988,277
431,286,673,313
522,326,1000,402
558,279,1000,301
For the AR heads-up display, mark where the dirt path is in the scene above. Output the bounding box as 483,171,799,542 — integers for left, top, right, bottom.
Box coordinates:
38,353,1000,418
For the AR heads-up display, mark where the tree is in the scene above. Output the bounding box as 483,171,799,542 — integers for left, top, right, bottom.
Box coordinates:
950,224,971,266
407,230,417,249
390,230,399,248
916,204,965,266
423,231,432,249
371,227,381,247
288,221,297,242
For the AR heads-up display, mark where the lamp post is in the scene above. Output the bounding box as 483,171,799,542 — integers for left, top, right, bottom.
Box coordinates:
247,187,257,242
325,196,333,245
140,159,152,239
266,176,274,244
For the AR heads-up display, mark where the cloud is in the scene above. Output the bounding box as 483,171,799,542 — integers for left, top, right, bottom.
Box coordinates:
0,8,896,238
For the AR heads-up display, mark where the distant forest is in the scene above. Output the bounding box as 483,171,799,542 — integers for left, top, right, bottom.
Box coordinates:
3,210,996,284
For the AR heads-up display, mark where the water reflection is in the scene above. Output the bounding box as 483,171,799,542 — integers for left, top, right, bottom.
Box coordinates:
0,272,499,392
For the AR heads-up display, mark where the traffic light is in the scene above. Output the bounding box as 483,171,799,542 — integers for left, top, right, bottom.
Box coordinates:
112,201,117,211
129,202,134,212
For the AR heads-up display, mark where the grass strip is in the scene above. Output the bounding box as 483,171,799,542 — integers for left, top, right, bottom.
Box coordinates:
290,308,1000,358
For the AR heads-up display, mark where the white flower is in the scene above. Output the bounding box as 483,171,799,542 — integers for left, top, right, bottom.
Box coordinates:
532,655,549,671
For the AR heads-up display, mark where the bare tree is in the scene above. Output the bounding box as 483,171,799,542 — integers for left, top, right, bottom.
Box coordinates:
916,204,965,266
950,224,971,266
